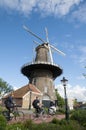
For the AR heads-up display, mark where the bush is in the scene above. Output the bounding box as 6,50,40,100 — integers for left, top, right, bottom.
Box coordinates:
59,120,85,130
58,107,65,114
0,115,7,130
59,119,68,125
6,122,24,130
0,106,2,110
30,123,60,130
23,119,34,129
6,119,86,130
70,110,86,126
0,106,8,115
51,118,60,124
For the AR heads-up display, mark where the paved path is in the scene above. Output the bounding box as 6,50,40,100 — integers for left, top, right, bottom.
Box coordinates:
9,114,65,124
8,109,65,124
31,114,65,124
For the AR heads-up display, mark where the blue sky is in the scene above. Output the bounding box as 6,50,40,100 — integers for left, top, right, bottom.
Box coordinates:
0,0,86,102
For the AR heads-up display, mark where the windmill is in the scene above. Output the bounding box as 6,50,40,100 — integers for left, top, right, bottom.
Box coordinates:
21,25,64,104
23,25,65,64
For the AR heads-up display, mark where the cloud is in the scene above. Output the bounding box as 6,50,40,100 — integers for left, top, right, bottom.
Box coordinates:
0,0,83,17
56,84,86,102
78,45,86,65
0,0,37,16
37,0,82,17
0,0,19,10
72,2,86,23
76,75,85,80
78,45,86,54
68,44,86,66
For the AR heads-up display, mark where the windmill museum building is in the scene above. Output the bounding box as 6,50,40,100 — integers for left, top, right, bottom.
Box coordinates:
21,43,62,108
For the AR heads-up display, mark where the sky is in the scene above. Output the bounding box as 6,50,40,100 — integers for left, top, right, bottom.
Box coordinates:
0,0,86,102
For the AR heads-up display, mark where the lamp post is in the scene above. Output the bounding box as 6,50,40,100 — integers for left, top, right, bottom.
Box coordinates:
61,77,69,121
29,89,32,110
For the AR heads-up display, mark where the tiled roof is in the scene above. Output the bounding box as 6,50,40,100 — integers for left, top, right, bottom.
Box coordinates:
4,84,41,98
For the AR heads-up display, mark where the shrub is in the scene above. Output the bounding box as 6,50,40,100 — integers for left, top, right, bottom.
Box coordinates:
6,120,86,130
51,118,60,124
0,115,7,130
58,107,65,114
0,106,2,111
31,123,60,130
23,119,34,129
6,122,24,130
70,109,86,126
59,119,68,125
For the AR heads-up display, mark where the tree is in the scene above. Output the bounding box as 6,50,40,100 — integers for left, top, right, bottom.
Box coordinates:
73,98,78,109
83,66,86,78
55,89,65,108
0,78,13,98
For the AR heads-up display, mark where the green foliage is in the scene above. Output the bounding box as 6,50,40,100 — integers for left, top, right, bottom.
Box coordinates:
0,110,86,130
59,120,85,130
23,119,34,129
0,115,7,130
59,119,68,125
2,119,86,130
70,109,86,126
6,122,23,130
73,98,78,108
51,117,60,124
55,89,65,108
29,123,60,130
0,106,7,115
58,107,65,114
83,66,86,78
0,78,13,98
0,106,3,113
51,119,86,130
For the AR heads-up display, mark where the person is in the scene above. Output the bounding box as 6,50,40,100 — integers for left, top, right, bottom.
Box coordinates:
32,96,41,114
50,100,55,107
4,94,14,113
48,100,56,115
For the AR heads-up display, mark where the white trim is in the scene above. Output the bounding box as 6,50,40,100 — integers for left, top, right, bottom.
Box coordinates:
23,91,42,99
42,95,50,100
23,91,30,99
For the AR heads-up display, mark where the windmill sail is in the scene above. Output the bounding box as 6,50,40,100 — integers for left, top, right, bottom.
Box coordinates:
50,44,66,56
23,25,45,43
23,25,66,64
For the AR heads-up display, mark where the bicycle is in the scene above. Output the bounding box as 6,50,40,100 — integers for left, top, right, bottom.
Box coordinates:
48,106,57,115
32,106,47,121
2,105,24,121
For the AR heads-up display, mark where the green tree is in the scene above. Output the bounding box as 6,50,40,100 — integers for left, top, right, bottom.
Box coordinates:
73,98,78,109
83,66,86,78
0,78,13,98
55,89,65,108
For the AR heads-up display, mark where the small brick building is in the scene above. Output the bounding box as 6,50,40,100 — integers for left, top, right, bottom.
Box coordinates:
2,84,42,109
